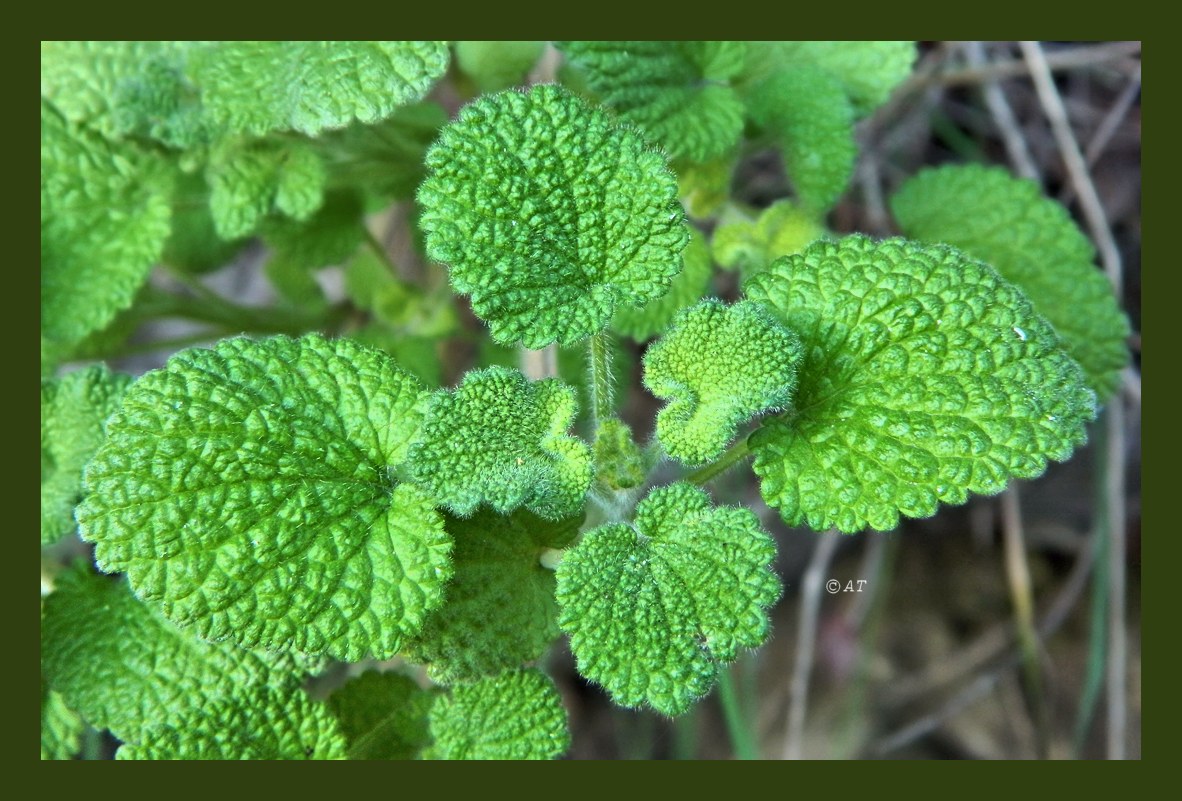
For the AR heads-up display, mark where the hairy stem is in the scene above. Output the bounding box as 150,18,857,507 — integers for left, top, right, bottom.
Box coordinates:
718,663,758,760
685,437,752,486
139,285,348,336
587,332,614,429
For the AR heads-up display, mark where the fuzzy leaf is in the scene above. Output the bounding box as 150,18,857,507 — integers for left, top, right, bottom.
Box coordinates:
713,199,827,277
644,299,803,465
162,169,248,274
118,686,347,760
455,41,545,93
676,152,737,219
556,483,780,716
188,41,448,138
206,137,326,239
328,671,437,760
41,680,82,761
406,367,592,520
418,84,688,347
41,366,131,545
76,334,452,661
41,567,307,744
593,418,647,494
748,66,856,215
41,102,172,347
743,41,916,116
424,670,570,760
613,228,714,341
746,236,1096,533
891,164,1131,401
558,41,746,163
403,509,579,683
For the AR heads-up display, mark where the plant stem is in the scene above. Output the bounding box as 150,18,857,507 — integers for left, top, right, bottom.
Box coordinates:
587,331,614,428
718,663,758,760
1000,485,1049,758
685,437,752,486
139,285,348,336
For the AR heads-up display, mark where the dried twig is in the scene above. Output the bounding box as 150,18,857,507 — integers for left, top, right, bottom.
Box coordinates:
965,41,1040,181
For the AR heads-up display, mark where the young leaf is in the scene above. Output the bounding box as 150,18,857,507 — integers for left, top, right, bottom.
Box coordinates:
206,137,326,239
41,567,308,744
417,84,688,347
41,102,172,348
424,670,570,760
41,678,83,761
117,686,347,760
745,236,1097,533
556,483,780,716
593,418,647,494
891,164,1131,401
747,66,856,216
76,334,453,661
188,41,449,138
742,41,916,116
675,152,737,219
162,168,248,274
712,199,827,277
406,366,593,520
557,41,747,163
644,299,803,465
612,228,714,342
403,509,580,683
328,670,438,760
454,41,545,93
41,366,131,545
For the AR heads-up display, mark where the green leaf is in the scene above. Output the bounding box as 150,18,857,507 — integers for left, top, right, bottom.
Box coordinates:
404,509,579,683
557,41,746,163
891,164,1131,401
712,199,827,278
644,299,803,465
418,84,688,347
455,41,545,93
748,66,856,216
745,236,1097,533
188,41,449,138
406,366,592,520
118,686,347,760
41,102,172,347
262,190,366,306
76,334,453,661
556,483,780,716
41,366,131,545
315,102,447,204
424,670,570,760
675,152,737,219
206,137,326,239
41,567,307,744
613,228,714,341
162,168,248,274
41,678,83,761
742,41,916,116
327,670,437,760
593,418,647,494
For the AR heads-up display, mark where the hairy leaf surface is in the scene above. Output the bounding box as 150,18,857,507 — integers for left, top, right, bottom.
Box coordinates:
418,84,688,347
713,199,827,277
891,164,1130,400
556,483,780,716
406,367,592,520
77,334,452,660
613,228,714,341
644,299,802,464
746,236,1096,532
327,671,437,760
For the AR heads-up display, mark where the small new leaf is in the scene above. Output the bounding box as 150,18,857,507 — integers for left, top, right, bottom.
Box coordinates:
891,164,1131,401
328,671,437,760
613,228,714,341
558,41,747,163
118,686,347,760
713,199,827,277
418,84,688,347
207,138,327,239
406,367,592,520
41,567,307,744
189,41,449,138
403,508,580,683
77,334,452,661
747,67,856,216
41,366,131,545
41,102,172,348
645,300,802,464
425,670,570,760
746,236,1097,533
556,483,780,716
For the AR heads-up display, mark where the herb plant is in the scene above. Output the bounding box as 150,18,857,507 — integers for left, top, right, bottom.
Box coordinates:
41,41,1131,760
